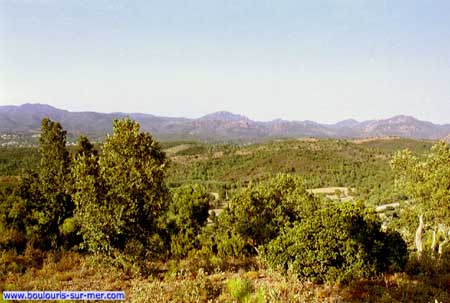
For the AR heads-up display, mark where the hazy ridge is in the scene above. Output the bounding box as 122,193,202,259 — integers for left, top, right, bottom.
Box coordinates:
1,103,450,141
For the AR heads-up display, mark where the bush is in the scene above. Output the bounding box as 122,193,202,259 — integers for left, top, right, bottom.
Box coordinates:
167,184,212,258
217,174,322,255
261,203,408,283
226,277,254,302
198,223,252,258
169,228,197,258
0,227,26,252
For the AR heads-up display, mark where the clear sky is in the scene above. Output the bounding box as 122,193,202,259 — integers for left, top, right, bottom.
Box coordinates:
1,0,450,123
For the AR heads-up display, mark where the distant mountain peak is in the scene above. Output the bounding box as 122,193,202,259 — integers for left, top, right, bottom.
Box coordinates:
0,103,63,114
199,111,250,122
1,103,450,142
21,103,61,111
386,115,419,123
329,119,359,129
21,102,55,108
338,118,359,124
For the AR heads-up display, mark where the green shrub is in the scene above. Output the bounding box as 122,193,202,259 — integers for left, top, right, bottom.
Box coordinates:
198,224,250,258
226,277,254,303
170,228,197,258
217,174,322,255
167,184,212,258
261,203,408,283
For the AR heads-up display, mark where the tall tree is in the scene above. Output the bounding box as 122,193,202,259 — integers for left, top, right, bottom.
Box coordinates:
73,118,169,256
20,118,74,249
71,140,104,252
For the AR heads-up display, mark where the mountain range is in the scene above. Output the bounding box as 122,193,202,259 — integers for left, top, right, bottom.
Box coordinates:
1,103,450,142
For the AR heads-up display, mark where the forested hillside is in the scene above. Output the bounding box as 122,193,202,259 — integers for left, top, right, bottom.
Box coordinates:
0,119,449,302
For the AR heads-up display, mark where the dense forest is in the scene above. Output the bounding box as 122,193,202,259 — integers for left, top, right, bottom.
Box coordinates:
1,118,450,302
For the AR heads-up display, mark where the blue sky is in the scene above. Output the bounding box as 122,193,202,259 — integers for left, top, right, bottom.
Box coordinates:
1,0,450,123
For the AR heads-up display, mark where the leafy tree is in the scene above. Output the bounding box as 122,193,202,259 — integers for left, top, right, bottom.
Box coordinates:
261,203,408,283
37,119,74,248
214,174,322,255
0,119,77,250
74,135,97,158
391,141,450,259
70,137,102,251
72,152,107,252
6,119,75,249
73,118,169,256
37,119,75,248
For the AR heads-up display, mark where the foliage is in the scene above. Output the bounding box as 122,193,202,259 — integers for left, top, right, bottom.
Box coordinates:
0,147,39,177
219,174,322,251
167,184,212,258
0,132,449,301
72,118,169,256
199,224,250,258
392,142,450,221
168,184,212,235
261,203,408,283
166,138,432,205
391,141,450,256
0,119,75,250
226,277,255,303
33,119,74,248
74,135,97,158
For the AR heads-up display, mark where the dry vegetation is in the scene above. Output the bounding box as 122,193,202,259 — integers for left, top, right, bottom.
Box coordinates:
2,250,450,302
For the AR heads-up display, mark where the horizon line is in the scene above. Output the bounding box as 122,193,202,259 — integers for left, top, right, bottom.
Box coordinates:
1,102,449,126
